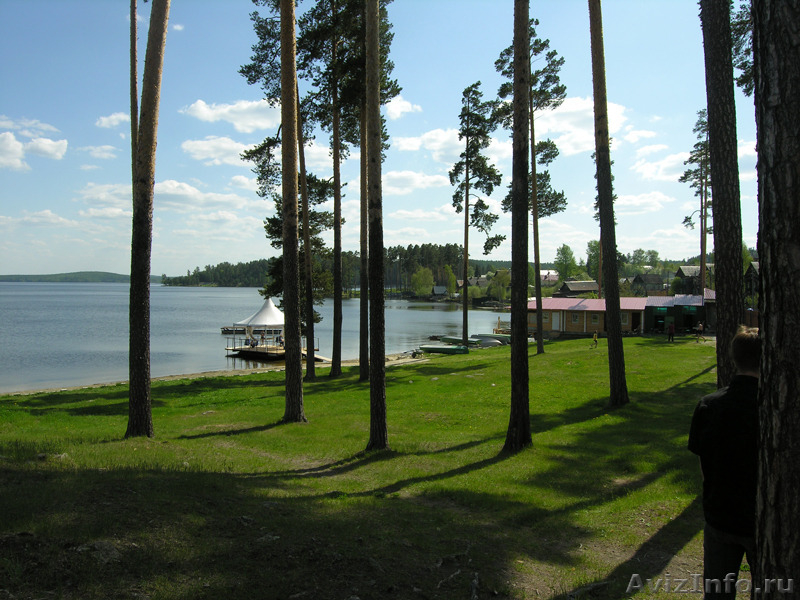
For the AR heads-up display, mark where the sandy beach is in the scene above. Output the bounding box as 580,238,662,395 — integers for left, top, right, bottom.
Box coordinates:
7,353,430,396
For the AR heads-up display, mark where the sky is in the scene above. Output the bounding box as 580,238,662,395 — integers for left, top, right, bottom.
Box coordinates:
0,0,758,277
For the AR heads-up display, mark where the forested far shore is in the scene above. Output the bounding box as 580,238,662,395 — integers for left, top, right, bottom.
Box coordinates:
157,241,719,291
0,272,161,284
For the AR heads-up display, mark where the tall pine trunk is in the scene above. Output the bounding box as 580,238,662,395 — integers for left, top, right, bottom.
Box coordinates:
280,0,306,423
330,0,343,378
461,141,470,347
588,0,628,408
127,0,170,438
530,92,544,355
365,0,387,451
753,0,800,586
297,85,315,381
359,106,369,381
700,0,743,387
504,0,532,453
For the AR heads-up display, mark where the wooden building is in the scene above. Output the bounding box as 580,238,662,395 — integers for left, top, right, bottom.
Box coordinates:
552,280,599,298
526,297,646,338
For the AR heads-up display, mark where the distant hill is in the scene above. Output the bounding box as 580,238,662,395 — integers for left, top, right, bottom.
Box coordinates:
0,272,161,284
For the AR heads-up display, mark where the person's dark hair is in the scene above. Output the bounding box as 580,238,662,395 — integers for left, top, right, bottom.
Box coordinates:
731,326,760,373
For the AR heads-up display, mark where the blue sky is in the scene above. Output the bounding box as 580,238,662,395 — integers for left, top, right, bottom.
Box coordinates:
0,0,757,276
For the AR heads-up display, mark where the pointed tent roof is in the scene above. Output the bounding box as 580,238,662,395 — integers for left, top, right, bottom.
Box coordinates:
235,297,284,327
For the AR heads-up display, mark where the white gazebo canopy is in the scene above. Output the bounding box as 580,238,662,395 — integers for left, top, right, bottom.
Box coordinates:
235,297,284,328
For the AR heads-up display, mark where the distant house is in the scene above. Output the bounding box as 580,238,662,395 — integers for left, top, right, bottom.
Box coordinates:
467,276,490,290
744,261,759,299
643,292,714,333
431,285,448,298
553,280,599,298
540,270,559,286
631,273,664,295
676,264,714,294
526,297,646,337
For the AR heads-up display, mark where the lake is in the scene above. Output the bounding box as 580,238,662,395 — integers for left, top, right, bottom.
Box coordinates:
0,283,508,394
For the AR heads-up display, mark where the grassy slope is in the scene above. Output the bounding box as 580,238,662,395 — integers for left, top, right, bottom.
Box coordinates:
0,336,718,599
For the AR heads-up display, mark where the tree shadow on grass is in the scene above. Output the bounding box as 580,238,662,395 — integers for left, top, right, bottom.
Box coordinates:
0,357,715,600
178,419,285,440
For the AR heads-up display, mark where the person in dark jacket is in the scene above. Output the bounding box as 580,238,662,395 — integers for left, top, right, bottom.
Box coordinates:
688,326,759,599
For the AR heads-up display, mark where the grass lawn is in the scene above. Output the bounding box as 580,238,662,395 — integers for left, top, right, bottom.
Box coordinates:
0,336,719,599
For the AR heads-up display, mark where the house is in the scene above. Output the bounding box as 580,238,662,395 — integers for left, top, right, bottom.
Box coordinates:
632,273,664,295
540,270,559,286
676,264,714,294
526,297,646,338
744,261,759,299
552,280,599,298
431,285,448,298
643,293,713,333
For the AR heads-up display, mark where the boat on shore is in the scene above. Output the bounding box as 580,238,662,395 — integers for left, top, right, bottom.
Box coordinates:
473,333,511,345
419,344,469,355
440,335,481,346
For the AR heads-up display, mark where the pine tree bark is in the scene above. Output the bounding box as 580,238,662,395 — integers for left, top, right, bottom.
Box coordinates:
530,96,545,355
700,0,744,387
462,146,470,347
280,0,306,423
753,0,800,588
504,0,532,453
359,106,370,381
365,0,387,451
588,0,628,408
330,0,343,378
127,0,170,438
297,85,315,381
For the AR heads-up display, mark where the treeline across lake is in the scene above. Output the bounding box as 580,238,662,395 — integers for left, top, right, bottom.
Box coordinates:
161,244,551,291
0,271,160,284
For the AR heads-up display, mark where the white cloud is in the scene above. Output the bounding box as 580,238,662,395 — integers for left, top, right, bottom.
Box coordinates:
78,183,132,208
180,99,281,133
623,126,657,144
389,202,453,222
21,209,78,227
25,137,68,160
738,139,756,158
386,95,422,120
487,137,512,165
181,136,250,166
635,144,669,158
79,207,131,219
534,96,627,156
171,23,184,31
393,128,461,163
154,179,256,212
615,191,675,216
382,170,450,196
96,112,130,129
0,131,28,170
80,164,101,171
305,139,332,170
79,145,118,159
631,151,689,182
230,175,259,192
0,115,60,138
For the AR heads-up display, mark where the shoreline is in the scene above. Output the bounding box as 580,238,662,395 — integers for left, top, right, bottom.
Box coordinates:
4,353,428,397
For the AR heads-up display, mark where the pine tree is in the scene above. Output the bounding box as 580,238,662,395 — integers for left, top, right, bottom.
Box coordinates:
127,0,171,438
449,82,503,346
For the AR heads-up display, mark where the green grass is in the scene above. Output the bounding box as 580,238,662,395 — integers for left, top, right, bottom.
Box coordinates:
0,336,717,599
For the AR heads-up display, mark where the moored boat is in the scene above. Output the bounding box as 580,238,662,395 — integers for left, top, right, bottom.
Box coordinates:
419,344,469,355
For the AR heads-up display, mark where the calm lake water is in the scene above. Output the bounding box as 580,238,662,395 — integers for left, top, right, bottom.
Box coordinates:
0,283,508,394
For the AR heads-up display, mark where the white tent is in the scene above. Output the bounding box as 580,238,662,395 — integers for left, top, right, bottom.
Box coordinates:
234,298,284,339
